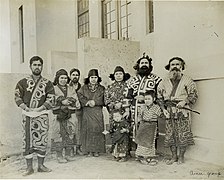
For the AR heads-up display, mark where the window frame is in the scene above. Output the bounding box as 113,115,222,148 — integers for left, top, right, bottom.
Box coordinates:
77,0,90,38
19,5,25,64
102,0,132,40
146,0,154,34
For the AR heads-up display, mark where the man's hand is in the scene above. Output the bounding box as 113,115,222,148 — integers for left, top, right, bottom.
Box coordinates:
19,103,30,112
120,128,127,133
163,109,170,119
123,111,130,119
32,106,46,112
135,95,144,102
176,100,186,108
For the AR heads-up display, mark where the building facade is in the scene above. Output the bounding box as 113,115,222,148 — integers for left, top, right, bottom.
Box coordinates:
0,0,224,166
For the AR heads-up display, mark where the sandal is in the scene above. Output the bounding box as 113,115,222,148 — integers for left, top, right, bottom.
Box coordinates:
166,157,178,165
140,159,149,165
87,152,93,157
148,158,158,166
93,152,99,157
118,157,127,162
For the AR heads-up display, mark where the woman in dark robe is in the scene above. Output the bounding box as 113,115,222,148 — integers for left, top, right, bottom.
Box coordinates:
77,69,105,157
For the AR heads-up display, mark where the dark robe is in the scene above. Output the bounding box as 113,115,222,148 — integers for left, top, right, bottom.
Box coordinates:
77,84,106,153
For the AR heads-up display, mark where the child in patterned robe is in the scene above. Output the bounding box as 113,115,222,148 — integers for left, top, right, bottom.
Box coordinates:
135,90,162,165
110,110,130,162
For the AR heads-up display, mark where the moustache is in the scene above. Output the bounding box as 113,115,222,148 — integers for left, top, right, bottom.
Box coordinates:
140,66,149,70
171,67,180,72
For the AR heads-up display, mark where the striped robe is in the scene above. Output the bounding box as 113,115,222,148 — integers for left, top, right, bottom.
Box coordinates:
135,104,161,158
157,74,198,147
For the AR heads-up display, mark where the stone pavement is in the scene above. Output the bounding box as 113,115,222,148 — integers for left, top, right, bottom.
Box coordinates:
0,153,223,179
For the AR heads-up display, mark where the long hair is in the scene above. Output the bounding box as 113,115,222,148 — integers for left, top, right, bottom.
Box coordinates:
133,55,153,73
84,77,102,84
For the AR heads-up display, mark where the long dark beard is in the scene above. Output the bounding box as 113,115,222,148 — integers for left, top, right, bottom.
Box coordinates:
169,71,182,80
137,66,152,77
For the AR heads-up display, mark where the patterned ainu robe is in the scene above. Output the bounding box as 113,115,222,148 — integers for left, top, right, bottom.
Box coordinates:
104,81,128,125
109,119,130,158
123,73,162,140
157,74,198,147
77,84,106,153
15,75,55,157
51,85,81,151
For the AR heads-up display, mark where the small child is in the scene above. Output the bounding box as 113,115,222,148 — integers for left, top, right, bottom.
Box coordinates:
135,90,162,165
109,110,130,162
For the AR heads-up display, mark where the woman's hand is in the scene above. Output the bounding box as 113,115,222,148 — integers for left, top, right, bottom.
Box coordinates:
62,99,71,106
88,100,95,107
114,102,122,109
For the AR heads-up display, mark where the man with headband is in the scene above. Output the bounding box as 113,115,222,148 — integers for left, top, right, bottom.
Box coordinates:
157,57,198,165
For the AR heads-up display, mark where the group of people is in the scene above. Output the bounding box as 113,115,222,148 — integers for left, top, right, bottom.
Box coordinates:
14,54,198,176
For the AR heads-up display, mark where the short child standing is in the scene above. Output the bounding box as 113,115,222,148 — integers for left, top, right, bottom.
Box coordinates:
110,110,130,162
135,90,162,165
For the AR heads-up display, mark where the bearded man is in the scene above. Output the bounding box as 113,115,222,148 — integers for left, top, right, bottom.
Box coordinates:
68,68,83,155
15,56,55,176
157,57,198,165
123,53,162,150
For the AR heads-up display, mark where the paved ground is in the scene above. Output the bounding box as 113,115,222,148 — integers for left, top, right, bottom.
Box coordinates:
0,153,223,179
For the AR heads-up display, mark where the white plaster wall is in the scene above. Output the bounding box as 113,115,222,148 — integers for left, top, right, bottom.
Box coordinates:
49,51,78,76
0,0,11,73
130,0,155,58
77,37,140,87
153,1,224,79
186,79,224,166
0,73,54,158
0,74,24,157
152,1,224,166
36,0,77,74
6,0,37,73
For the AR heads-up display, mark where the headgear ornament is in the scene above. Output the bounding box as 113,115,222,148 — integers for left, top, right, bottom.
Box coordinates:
133,52,153,71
